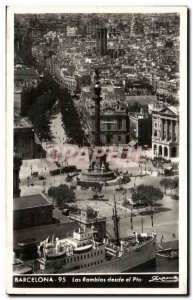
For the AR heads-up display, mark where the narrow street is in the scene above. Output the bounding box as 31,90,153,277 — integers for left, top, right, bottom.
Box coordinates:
41,112,68,151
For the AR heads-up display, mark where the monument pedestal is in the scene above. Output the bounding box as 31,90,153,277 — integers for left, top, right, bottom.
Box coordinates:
81,168,115,182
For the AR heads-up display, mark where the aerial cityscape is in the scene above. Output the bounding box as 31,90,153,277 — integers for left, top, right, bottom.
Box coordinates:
13,12,180,275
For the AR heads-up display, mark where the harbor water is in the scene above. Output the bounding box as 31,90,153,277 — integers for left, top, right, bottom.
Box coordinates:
128,256,179,273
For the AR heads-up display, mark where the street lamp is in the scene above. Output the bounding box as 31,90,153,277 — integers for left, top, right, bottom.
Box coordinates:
30,165,33,176
130,205,133,231
27,176,30,187
123,190,126,202
42,181,46,193
150,202,154,227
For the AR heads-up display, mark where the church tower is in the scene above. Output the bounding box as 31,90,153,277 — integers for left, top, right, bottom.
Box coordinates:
96,28,107,56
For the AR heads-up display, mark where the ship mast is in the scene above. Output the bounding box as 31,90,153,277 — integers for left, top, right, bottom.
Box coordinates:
112,191,120,246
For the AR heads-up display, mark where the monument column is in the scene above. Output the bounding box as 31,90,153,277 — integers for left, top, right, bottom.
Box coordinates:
93,70,102,146
81,69,115,182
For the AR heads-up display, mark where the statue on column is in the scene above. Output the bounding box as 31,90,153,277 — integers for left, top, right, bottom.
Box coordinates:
87,70,108,172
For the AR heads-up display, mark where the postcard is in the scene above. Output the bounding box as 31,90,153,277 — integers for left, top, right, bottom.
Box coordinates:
6,5,187,295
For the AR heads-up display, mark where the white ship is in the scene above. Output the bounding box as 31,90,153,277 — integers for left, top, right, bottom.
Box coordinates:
37,201,157,274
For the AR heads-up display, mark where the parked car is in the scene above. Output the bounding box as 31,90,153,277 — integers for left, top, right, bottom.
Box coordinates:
39,176,46,180
93,194,104,200
32,172,38,177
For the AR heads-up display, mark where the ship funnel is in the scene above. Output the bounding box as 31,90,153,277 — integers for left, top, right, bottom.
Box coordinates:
52,234,55,244
120,241,124,252
91,222,95,231
135,232,139,243
56,241,61,253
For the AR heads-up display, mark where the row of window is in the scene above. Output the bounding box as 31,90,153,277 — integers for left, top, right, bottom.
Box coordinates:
80,260,103,269
154,122,161,128
65,250,104,264
78,232,92,238
106,123,123,130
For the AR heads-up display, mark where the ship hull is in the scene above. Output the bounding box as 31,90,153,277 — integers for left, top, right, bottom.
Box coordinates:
69,237,156,273
38,237,156,274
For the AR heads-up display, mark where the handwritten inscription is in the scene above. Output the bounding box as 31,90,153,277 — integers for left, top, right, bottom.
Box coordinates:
149,275,179,283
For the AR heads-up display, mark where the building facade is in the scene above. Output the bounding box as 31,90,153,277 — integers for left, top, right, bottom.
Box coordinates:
14,115,35,159
60,69,78,92
14,115,46,159
152,105,179,158
14,194,53,230
81,105,128,145
128,106,152,147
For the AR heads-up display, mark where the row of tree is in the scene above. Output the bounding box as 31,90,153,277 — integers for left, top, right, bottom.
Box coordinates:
21,80,57,140
43,72,86,146
21,80,47,117
60,89,85,145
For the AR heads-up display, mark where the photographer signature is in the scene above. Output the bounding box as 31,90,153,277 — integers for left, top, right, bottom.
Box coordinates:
149,275,179,283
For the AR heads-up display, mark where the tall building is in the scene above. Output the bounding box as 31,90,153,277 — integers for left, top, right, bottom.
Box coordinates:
152,105,179,158
128,106,152,147
14,115,36,159
14,114,46,159
80,105,128,145
96,28,107,56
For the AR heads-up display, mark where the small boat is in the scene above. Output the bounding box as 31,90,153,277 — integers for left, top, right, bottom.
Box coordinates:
156,248,179,259
73,243,93,253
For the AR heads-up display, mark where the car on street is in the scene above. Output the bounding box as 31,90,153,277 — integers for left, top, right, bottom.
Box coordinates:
39,176,46,180
32,172,38,177
92,194,104,200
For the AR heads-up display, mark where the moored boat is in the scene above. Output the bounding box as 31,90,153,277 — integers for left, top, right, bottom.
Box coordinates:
36,199,157,274
156,248,179,259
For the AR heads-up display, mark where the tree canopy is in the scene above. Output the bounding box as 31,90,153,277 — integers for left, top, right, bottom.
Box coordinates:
48,184,75,208
43,71,86,146
21,79,57,140
160,177,179,194
131,184,163,206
